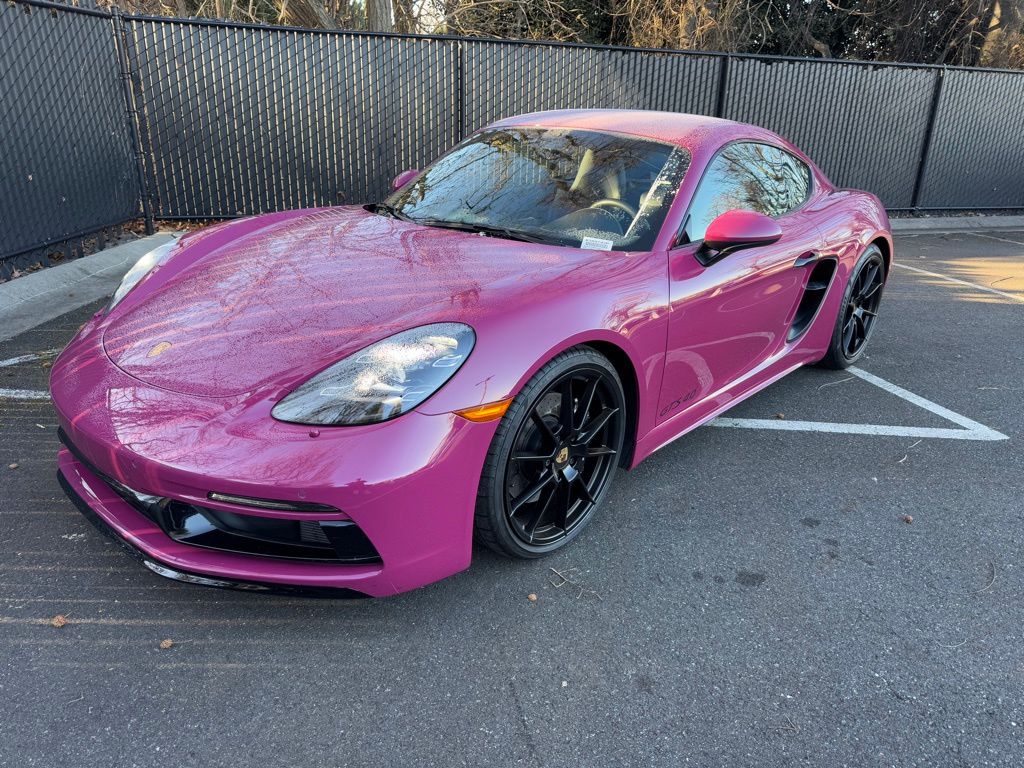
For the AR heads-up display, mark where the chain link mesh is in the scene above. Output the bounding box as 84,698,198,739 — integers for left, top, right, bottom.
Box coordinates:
918,68,1024,208
0,1,141,274
127,21,461,215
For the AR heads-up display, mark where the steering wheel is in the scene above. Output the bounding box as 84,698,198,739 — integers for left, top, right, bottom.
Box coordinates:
589,198,638,218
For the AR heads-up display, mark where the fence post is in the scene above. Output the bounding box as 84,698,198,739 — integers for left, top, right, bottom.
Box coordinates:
714,54,730,118
456,40,466,139
110,7,155,235
910,66,945,210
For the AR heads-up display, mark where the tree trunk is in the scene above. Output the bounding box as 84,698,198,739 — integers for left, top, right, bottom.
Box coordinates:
278,0,335,28
366,0,392,31
965,0,1002,65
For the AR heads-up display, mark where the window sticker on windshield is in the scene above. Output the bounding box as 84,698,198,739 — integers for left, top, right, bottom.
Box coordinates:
581,236,614,251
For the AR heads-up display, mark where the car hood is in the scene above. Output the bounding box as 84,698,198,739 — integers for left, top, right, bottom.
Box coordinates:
101,206,579,398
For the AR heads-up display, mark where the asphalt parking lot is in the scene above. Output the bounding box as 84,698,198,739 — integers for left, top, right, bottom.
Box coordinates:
1,229,1022,767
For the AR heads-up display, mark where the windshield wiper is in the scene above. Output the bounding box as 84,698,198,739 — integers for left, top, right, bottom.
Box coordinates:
368,202,414,222
414,219,553,245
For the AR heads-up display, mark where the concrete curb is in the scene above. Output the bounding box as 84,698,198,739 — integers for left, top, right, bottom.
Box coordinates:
890,215,1024,233
0,232,180,342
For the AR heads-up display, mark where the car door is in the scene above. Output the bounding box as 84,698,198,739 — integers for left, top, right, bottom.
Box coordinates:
656,142,823,423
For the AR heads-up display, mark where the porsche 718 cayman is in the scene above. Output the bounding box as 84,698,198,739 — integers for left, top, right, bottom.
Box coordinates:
52,110,892,597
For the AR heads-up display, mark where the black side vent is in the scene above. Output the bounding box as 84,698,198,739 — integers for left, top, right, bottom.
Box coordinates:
788,257,838,342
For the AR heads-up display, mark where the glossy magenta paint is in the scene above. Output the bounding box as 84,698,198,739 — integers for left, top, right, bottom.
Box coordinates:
702,209,783,251
51,110,892,597
390,168,419,191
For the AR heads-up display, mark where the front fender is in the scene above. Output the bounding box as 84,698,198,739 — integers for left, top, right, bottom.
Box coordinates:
416,249,670,442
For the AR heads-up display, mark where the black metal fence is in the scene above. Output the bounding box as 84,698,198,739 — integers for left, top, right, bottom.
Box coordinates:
5,0,1024,276
0,1,144,276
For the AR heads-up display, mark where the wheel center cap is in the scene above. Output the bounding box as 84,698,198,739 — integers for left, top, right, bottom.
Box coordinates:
555,446,570,465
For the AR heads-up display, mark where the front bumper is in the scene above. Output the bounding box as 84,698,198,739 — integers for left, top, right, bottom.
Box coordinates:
51,325,500,598
57,466,369,598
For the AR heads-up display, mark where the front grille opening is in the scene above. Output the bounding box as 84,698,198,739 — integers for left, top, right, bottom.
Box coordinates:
299,519,332,545
160,502,381,564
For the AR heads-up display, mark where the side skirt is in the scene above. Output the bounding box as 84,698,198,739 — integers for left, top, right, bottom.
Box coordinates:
630,348,815,466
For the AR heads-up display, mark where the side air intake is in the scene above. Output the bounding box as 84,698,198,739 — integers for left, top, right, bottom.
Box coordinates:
788,257,838,342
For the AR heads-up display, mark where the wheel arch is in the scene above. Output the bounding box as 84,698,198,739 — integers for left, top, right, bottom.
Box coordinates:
582,339,640,469
869,235,893,277
420,310,660,465
471,336,641,558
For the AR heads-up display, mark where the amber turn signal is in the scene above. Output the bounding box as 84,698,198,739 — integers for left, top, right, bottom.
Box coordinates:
455,397,513,422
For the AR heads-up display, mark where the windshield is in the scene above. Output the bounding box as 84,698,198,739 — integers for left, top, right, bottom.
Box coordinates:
381,128,690,251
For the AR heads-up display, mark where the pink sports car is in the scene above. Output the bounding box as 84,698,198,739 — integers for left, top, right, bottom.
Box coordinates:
52,110,891,597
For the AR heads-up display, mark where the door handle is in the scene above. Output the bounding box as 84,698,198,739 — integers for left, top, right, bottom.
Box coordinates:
793,251,819,268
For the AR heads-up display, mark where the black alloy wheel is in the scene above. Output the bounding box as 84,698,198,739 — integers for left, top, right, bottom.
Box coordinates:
841,255,884,357
820,244,886,369
474,348,627,557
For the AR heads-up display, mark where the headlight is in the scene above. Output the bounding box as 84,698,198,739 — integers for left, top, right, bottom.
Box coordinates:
271,323,475,426
105,240,177,313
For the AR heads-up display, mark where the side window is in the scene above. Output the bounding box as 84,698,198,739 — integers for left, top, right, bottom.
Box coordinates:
683,142,812,242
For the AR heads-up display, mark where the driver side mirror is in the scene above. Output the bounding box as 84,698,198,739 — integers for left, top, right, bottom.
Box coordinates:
391,169,419,192
697,210,783,265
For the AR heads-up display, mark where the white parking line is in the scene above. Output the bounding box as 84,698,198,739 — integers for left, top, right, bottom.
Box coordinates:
0,388,50,400
711,418,1003,440
0,349,61,368
968,231,1024,246
0,351,58,400
710,366,1008,441
893,262,1024,303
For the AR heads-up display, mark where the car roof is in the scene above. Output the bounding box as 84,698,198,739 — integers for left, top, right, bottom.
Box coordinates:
487,109,785,153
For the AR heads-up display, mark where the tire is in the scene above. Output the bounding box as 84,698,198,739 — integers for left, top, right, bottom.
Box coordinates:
473,346,627,558
818,244,886,369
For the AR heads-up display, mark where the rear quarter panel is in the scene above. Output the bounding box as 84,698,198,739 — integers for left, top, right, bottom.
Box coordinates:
797,189,893,357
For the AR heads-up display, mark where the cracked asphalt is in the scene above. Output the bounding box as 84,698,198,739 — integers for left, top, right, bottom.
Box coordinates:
1,230,1022,767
